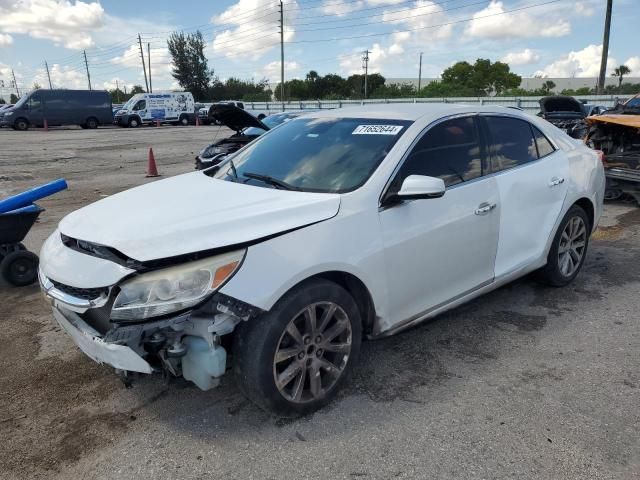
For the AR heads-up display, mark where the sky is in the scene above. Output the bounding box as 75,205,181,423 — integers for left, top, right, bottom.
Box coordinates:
0,0,639,94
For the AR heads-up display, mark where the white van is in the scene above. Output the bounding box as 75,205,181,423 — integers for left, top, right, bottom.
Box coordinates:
114,92,195,127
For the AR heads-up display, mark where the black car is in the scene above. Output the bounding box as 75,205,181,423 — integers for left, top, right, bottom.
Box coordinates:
538,96,588,139
195,106,307,170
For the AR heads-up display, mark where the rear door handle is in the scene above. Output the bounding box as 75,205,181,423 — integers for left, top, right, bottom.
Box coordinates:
475,202,496,215
549,177,565,187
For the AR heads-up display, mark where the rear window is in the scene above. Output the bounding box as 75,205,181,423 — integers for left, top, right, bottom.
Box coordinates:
531,126,556,158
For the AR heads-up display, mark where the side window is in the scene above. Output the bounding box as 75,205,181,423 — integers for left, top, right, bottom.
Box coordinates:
134,100,146,111
29,95,41,110
485,116,537,172
393,116,483,189
531,125,555,158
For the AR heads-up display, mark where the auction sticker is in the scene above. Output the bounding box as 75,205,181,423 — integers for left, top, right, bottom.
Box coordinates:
352,125,403,135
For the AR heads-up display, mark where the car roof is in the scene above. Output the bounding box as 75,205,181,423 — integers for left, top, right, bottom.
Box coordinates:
305,103,527,121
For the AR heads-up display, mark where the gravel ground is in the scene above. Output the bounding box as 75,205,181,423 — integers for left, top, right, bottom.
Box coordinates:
0,126,638,480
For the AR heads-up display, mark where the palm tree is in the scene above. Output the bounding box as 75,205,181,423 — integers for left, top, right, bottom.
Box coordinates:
542,80,556,94
612,65,631,88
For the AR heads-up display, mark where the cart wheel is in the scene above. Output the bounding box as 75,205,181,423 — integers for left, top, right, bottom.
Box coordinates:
1,250,39,286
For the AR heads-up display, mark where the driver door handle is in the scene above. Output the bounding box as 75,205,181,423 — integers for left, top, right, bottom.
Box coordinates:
549,176,565,187
475,202,496,215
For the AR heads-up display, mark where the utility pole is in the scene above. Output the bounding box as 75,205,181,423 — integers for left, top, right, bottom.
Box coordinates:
279,0,285,111
362,50,370,99
44,61,53,89
597,0,613,94
138,34,149,93
116,79,121,103
147,43,152,93
417,52,423,93
83,50,92,90
11,69,20,97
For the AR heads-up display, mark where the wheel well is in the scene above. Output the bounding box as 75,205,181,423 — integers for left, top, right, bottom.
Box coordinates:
312,271,376,336
573,197,595,230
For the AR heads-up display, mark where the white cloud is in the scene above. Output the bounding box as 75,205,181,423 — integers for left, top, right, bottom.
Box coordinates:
465,0,570,39
0,0,105,50
339,43,388,75
0,33,12,46
260,60,300,82
322,0,364,16
624,57,640,75
109,44,173,88
30,63,87,89
575,1,595,16
534,44,617,78
212,0,298,60
501,49,540,66
382,1,453,42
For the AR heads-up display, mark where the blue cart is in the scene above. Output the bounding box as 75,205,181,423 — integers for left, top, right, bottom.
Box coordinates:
0,179,67,286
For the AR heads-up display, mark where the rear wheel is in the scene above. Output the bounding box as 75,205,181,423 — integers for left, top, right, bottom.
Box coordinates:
85,117,99,129
537,205,590,287
179,115,189,126
14,118,29,131
233,279,362,416
1,250,39,286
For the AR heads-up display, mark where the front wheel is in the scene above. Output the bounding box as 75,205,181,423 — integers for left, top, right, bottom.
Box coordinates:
128,117,140,128
537,205,590,287
14,118,29,131
233,279,362,416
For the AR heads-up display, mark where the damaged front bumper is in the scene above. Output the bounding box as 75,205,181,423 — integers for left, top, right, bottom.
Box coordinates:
40,268,263,390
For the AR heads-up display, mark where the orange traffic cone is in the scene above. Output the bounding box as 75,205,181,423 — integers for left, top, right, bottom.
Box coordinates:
43,118,48,131
155,119,161,127
146,147,160,177
195,114,200,127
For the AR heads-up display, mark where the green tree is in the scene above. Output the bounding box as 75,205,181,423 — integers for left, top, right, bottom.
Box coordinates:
167,30,213,100
612,65,631,88
32,82,42,90
0,97,5,104
130,85,145,95
440,59,521,96
10,93,19,103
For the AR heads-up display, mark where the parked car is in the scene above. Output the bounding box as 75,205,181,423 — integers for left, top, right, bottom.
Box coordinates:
114,92,195,127
538,96,588,139
195,106,306,169
39,104,605,415
0,104,14,127
0,90,112,130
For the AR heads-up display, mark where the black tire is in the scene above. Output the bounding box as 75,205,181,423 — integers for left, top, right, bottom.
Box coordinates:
14,118,29,131
128,117,140,128
537,205,590,287
85,117,99,129
1,250,39,286
179,115,189,126
233,278,362,416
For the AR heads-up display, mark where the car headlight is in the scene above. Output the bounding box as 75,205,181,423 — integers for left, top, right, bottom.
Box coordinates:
5,111,14,117
111,250,245,321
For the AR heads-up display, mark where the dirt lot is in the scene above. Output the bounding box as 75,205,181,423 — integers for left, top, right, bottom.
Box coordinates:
0,126,638,480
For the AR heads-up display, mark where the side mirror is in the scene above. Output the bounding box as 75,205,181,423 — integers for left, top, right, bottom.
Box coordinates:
397,175,446,200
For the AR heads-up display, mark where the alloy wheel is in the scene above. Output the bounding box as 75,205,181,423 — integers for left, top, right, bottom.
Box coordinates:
558,215,587,277
273,302,352,403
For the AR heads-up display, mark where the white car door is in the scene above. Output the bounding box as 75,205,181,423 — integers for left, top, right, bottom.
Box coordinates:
481,115,569,277
378,116,500,329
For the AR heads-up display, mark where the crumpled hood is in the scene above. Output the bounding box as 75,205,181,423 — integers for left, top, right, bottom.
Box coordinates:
539,96,585,118
209,103,269,132
59,172,340,262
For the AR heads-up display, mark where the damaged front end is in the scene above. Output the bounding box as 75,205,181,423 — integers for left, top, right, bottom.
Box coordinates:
586,114,640,204
39,236,262,391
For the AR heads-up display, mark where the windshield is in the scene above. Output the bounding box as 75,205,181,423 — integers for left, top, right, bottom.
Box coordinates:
122,96,140,110
212,117,412,193
625,96,640,108
14,95,29,108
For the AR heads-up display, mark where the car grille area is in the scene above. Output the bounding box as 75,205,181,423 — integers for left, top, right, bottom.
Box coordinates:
49,279,108,301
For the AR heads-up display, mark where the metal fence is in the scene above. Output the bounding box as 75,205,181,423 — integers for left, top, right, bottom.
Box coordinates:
247,95,630,113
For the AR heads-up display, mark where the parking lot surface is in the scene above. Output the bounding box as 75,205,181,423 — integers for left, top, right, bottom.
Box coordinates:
0,126,638,480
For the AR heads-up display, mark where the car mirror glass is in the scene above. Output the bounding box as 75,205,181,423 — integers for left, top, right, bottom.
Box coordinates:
397,175,446,200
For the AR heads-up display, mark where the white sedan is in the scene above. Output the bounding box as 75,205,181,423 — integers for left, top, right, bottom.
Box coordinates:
39,104,605,415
